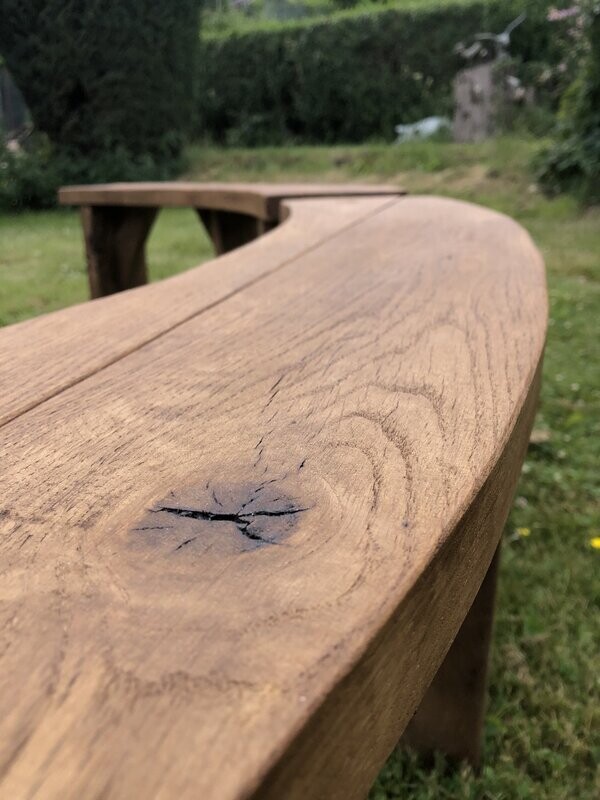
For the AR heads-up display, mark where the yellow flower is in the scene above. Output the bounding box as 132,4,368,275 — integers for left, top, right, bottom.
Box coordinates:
516,527,531,538
590,537,600,550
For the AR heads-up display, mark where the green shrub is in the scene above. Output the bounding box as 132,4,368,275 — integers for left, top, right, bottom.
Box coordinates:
537,6,600,203
0,134,183,211
0,1,201,175
195,0,573,145
0,136,58,210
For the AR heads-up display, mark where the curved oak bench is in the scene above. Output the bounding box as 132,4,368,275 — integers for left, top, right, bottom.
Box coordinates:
0,189,547,800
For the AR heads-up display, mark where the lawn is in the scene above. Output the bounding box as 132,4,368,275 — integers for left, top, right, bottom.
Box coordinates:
0,136,598,799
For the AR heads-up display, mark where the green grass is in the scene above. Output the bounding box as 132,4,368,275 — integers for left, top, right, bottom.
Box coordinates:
1,136,598,798
0,208,213,326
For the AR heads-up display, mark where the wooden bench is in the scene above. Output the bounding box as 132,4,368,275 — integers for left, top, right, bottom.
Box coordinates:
0,185,547,799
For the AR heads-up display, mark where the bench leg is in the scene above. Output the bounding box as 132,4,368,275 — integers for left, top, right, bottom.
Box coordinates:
197,209,275,255
81,205,158,298
401,544,500,766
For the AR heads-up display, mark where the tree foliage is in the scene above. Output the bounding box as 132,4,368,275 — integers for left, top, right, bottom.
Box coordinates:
0,1,201,175
538,4,600,203
194,0,572,145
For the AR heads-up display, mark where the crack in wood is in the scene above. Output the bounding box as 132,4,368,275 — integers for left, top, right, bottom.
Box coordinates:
152,505,307,545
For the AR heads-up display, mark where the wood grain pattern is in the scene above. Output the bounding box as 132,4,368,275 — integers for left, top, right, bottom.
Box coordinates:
0,195,546,799
254,368,540,799
0,197,392,427
65,182,404,299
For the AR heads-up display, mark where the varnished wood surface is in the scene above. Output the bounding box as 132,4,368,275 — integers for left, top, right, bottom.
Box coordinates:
0,197,392,426
255,366,541,799
0,195,546,799
61,182,404,300
59,181,404,221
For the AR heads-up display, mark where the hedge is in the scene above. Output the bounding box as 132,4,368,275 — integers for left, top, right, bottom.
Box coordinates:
537,5,600,203
0,0,201,173
196,0,569,145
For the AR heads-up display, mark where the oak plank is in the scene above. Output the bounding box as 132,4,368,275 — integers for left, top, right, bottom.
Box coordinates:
0,196,546,799
64,184,404,301
254,368,540,799
0,197,392,427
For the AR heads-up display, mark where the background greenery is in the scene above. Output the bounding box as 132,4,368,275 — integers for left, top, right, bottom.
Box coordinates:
0,0,201,203
1,138,598,799
1,0,593,206
537,5,600,203
195,0,571,145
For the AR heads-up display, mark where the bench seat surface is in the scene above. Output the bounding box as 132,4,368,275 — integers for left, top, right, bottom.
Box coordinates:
0,197,392,426
0,195,546,799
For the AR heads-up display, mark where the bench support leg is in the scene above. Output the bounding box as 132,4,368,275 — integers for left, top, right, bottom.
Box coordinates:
197,209,275,255
401,544,501,766
81,205,158,298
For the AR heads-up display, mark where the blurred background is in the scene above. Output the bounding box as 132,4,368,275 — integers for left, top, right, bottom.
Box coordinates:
0,2,598,798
